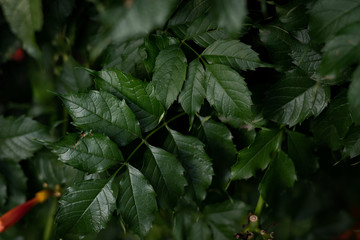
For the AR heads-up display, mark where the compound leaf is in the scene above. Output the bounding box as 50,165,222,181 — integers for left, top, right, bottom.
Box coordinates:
60,90,141,146
231,129,280,180
56,177,117,235
0,115,48,161
94,69,164,132
119,164,158,237
152,45,187,109
51,133,123,173
141,144,187,208
202,40,269,71
164,129,213,202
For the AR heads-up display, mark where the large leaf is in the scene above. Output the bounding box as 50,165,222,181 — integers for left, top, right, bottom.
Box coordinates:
0,115,48,161
164,129,213,201
205,64,253,125
231,129,280,180
309,0,360,42
202,40,268,71
60,90,141,146
349,66,360,125
287,131,318,177
212,0,247,33
198,118,237,189
318,23,360,76
152,45,187,109
56,177,117,235
119,164,158,237
141,145,187,209
258,151,297,204
0,0,42,59
51,133,123,173
263,69,330,127
94,69,164,132
178,59,206,125
311,91,353,150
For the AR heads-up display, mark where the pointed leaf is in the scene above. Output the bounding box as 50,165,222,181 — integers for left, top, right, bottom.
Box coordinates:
290,44,322,77
309,0,360,42
60,90,141,146
56,177,117,235
205,64,253,125
178,59,206,125
152,45,187,109
164,129,213,201
119,164,158,237
311,91,353,150
349,66,360,125
94,69,164,132
258,151,297,204
263,69,330,127
141,145,187,208
202,40,269,71
0,115,48,161
51,133,123,173
231,129,280,180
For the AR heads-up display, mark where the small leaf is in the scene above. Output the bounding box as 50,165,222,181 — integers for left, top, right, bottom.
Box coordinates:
0,115,48,161
263,69,330,127
287,131,318,177
141,144,187,208
318,23,360,76
309,0,360,42
343,126,360,159
51,133,123,173
164,129,213,202
0,0,42,59
202,40,269,71
212,0,247,33
119,164,158,237
56,177,117,235
178,59,206,125
60,90,141,146
94,69,165,132
231,129,280,180
349,66,360,125
152,45,187,109
205,64,253,125
311,91,353,150
258,151,297,204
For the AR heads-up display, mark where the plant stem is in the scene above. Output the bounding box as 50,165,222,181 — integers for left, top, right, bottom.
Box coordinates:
43,197,57,240
254,195,265,216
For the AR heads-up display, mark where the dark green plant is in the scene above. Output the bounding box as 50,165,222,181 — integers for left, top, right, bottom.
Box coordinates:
1,0,360,239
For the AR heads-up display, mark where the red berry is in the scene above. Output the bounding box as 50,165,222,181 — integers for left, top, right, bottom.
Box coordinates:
11,48,25,62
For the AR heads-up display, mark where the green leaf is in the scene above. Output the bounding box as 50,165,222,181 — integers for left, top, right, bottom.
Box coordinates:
168,0,210,27
141,144,187,209
60,90,141,146
276,0,308,31
311,91,353,150
0,115,48,161
94,69,165,132
290,44,322,77
152,45,187,109
198,118,237,189
343,126,360,158
287,131,318,177
51,133,123,173
318,23,360,76
231,129,280,180
205,64,253,125
188,219,212,240
57,57,92,94
263,69,330,127
202,40,269,71
349,66,360,125
0,0,42,59
119,164,158,237
140,34,179,75
56,177,117,235
258,151,297,204
164,129,213,201
32,150,84,188
309,0,360,42
212,0,247,33
178,59,206,125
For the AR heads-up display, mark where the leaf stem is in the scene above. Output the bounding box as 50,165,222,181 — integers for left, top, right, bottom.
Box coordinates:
254,194,265,216
181,40,207,64
43,196,57,240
